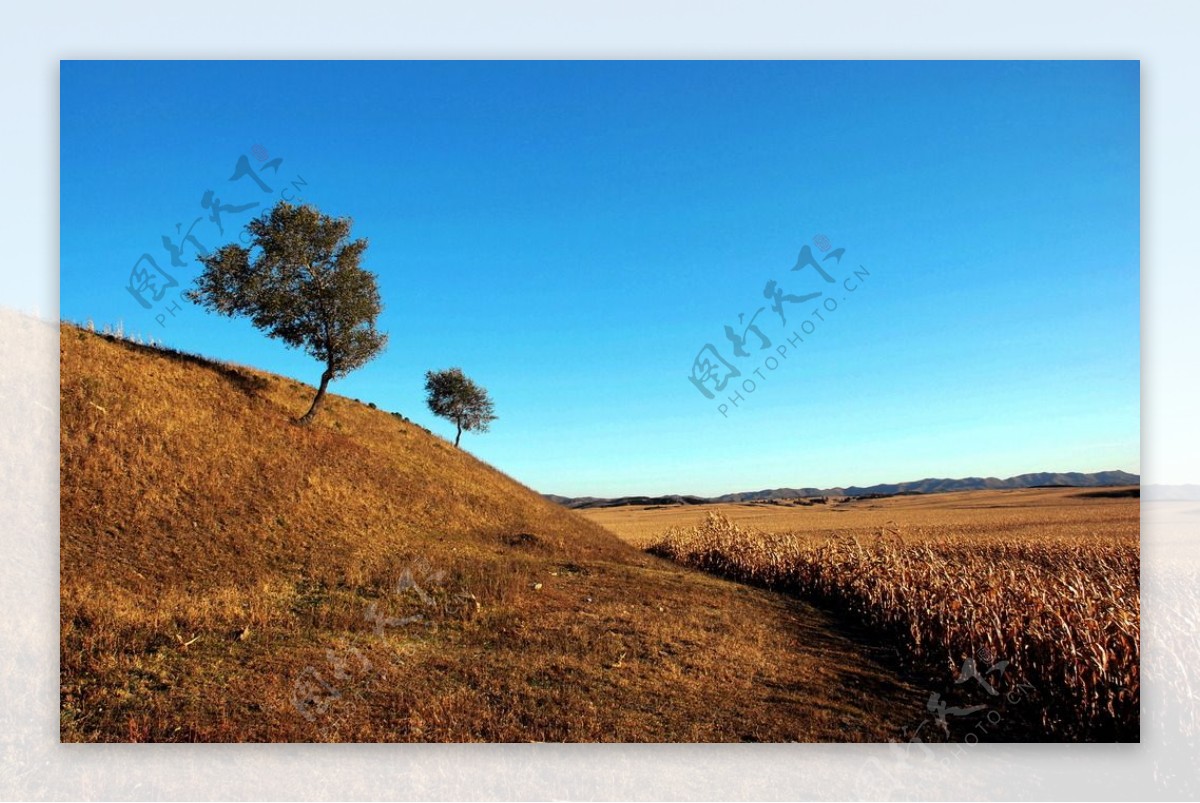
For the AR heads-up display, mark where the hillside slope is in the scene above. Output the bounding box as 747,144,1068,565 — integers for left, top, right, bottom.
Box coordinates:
60,325,923,742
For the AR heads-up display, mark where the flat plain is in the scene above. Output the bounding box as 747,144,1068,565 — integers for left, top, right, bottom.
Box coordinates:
579,486,1139,549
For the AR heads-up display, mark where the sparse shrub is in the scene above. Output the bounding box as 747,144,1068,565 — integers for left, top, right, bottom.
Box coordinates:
423,367,497,448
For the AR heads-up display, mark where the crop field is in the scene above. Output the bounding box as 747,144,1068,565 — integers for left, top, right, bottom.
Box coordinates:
581,488,1140,741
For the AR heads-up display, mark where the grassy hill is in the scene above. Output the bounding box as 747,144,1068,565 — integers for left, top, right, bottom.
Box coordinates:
60,324,922,742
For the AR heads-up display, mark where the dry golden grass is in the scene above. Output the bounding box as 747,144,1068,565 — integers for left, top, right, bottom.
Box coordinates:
635,495,1139,741
61,324,930,742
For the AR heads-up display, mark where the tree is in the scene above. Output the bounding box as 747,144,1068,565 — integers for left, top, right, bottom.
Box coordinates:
187,201,388,424
423,367,497,447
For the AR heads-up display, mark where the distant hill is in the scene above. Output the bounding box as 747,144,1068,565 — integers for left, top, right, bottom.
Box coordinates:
543,494,711,509
547,470,1140,509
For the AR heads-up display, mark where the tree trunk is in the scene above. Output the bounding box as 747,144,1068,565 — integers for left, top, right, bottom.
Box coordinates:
299,367,334,425
454,423,462,447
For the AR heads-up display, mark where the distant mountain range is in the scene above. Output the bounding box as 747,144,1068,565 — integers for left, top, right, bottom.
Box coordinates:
544,470,1140,510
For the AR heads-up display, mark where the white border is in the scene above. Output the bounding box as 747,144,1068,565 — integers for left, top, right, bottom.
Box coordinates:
5,1,1197,799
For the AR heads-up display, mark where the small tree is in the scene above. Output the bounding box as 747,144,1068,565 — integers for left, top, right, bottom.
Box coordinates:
187,201,388,424
423,367,497,447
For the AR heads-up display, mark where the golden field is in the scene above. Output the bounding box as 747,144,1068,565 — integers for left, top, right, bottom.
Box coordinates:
582,489,1140,741
579,487,1139,549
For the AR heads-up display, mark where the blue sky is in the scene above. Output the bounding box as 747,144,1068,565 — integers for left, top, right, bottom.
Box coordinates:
60,60,1140,497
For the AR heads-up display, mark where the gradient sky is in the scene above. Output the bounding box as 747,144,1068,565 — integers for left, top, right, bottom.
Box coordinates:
59,60,1140,497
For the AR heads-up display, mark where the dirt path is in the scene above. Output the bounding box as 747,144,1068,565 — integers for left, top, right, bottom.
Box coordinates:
449,551,930,741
